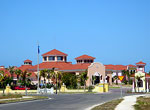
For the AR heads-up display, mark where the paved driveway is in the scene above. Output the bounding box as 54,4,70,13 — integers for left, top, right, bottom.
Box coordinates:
0,88,131,110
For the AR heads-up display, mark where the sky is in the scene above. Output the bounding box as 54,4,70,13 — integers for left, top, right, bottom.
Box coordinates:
0,0,150,71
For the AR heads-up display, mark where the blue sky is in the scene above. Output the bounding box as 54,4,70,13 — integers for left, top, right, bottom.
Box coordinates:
0,0,150,71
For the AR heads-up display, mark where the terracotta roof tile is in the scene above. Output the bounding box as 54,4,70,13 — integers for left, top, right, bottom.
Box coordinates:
128,64,136,67
75,55,95,60
29,62,90,71
105,65,127,71
18,65,33,71
42,49,68,56
24,59,32,63
136,61,146,65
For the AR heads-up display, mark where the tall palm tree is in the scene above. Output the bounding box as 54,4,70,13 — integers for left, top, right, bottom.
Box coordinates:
7,66,15,80
57,71,62,92
15,69,22,85
122,70,130,84
40,69,48,87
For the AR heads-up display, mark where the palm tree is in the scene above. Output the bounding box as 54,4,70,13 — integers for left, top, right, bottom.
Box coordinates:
57,71,62,92
20,71,31,85
15,69,22,85
40,69,48,87
7,66,15,80
113,75,118,85
92,75,96,85
122,70,130,84
0,70,5,94
81,69,88,92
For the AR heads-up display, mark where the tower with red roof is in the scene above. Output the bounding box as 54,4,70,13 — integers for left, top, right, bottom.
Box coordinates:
136,61,146,73
42,49,68,62
24,59,32,65
75,55,95,64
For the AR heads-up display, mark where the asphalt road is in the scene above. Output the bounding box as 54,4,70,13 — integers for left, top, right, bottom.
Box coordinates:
0,88,132,110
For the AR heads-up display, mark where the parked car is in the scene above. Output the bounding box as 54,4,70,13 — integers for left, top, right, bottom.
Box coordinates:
14,86,30,90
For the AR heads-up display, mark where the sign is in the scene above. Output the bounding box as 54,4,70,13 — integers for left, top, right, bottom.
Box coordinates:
118,76,124,82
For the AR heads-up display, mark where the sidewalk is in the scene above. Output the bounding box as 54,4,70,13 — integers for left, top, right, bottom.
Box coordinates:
115,95,145,110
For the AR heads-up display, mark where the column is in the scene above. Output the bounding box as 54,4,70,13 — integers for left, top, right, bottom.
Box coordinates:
55,56,57,62
63,56,65,62
47,56,49,62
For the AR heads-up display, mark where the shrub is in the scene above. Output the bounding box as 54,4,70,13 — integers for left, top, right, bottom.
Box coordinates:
123,80,128,85
88,86,94,92
61,73,77,89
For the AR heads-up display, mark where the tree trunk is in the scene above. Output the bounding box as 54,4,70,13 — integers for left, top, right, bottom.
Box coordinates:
116,72,118,85
3,84,4,95
56,77,57,94
59,80,60,93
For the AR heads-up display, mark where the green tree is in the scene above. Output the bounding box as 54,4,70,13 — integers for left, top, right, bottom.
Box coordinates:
0,70,5,94
56,71,62,92
62,73,77,89
40,69,48,87
0,70,12,94
80,70,88,92
20,70,32,86
92,75,96,85
7,66,15,80
15,69,22,85
113,75,118,85
122,70,130,84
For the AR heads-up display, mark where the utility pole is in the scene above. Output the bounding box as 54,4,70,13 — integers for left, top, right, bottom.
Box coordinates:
37,43,40,94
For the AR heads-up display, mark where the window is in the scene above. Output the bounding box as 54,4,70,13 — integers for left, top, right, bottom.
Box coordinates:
44,57,47,61
90,60,93,63
49,56,55,61
57,56,63,61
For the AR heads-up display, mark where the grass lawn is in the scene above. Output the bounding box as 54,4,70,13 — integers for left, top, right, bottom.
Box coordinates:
0,94,48,104
91,99,123,110
0,94,22,99
109,86,120,89
134,96,150,110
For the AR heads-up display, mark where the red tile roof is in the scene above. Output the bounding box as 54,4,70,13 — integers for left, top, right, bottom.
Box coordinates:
136,61,146,65
105,65,127,71
24,59,32,63
128,64,136,67
75,55,95,60
146,73,150,77
30,62,72,70
18,65,33,71
29,62,90,71
42,49,68,56
61,63,90,70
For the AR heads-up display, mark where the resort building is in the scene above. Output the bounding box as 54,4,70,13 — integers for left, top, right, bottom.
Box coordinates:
27,49,106,86
1,49,147,87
